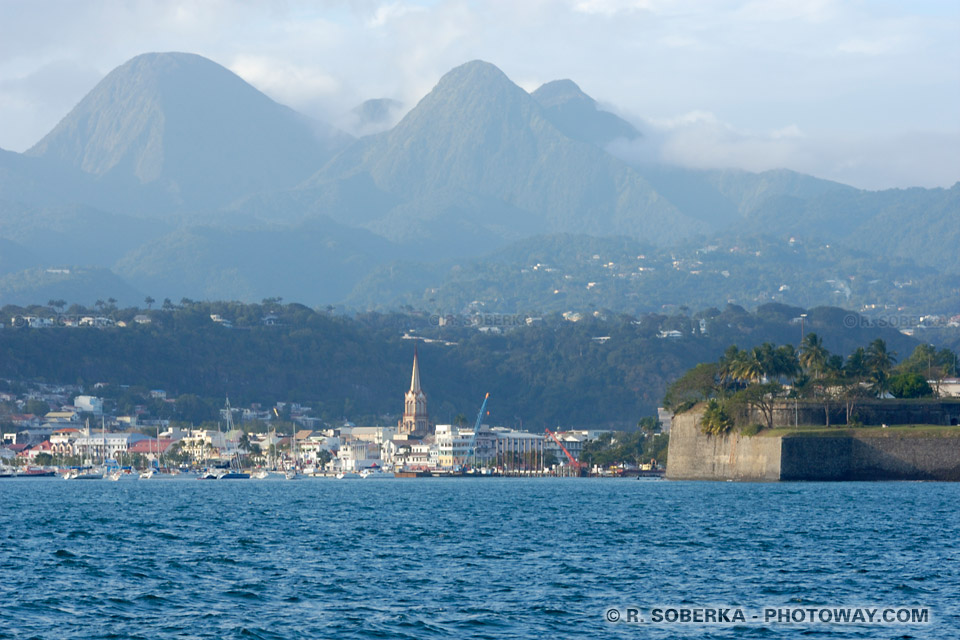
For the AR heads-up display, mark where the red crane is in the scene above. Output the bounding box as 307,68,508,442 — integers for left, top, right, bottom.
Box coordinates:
544,428,585,475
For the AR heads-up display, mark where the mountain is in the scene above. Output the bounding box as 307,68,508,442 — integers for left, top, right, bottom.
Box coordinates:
0,266,143,307
342,98,405,136
0,54,956,309
344,234,960,317
0,238,41,276
531,79,640,147
113,217,401,303
26,52,351,213
303,60,696,248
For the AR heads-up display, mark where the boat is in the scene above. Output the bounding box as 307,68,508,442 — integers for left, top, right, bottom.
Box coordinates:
395,468,432,478
0,468,15,478
108,468,137,481
360,469,394,479
18,466,57,477
64,467,103,480
198,397,250,480
336,471,361,479
252,469,270,480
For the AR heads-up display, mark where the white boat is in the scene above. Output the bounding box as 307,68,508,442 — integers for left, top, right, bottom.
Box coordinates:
360,469,394,479
64,468,104,480
285,469,300,480
336,471,361,479
252,469,270,480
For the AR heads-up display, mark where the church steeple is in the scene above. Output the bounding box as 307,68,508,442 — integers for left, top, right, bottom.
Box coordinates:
410,346,421,393
399,347,430,437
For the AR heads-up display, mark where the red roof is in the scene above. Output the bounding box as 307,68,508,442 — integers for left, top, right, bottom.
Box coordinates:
127,439,175,454
53,427,80,434
6,444,28,452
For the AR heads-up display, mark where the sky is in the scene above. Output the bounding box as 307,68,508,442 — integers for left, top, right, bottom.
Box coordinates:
0,0,958,190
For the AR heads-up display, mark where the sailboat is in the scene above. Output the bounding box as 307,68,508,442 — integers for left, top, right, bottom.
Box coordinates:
139,425,175,479
285,426,300,480
65,418,104,480
218,397,249,479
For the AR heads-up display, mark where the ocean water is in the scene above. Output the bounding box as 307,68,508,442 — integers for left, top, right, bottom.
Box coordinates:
0,478,957,639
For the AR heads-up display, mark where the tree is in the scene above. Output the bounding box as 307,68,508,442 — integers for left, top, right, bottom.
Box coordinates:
888,373,933,399
732,382,783,430
841,348,871,423
34,452,54,466
663,362,719,410
317,449,333,470
638,416,661,434
898,344,956,396
25,399,50,415
144,296,155,310
866,339,897,396
700,399,734,435
732,346,765,384
799,333,829,379
48,299,66,313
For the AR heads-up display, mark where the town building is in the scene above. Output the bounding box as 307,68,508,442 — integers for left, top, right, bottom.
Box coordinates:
74,395,104,414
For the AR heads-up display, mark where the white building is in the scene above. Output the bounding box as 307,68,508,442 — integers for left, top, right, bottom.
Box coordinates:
337,437,380,471
74,395,104,414
73,433,147,460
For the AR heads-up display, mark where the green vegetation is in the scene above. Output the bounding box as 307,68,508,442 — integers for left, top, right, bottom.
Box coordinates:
579,429,668,468
0,299,948,430
666,334,958,434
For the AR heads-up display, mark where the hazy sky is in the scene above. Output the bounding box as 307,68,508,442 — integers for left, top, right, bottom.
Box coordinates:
1,0,958,189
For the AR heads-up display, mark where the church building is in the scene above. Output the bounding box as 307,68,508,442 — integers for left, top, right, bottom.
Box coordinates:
398,348,431,437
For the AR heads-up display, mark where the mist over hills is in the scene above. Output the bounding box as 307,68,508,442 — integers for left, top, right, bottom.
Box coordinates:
0,52,956,314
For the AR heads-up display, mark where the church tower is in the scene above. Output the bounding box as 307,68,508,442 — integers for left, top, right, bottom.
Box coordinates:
399,347,430,437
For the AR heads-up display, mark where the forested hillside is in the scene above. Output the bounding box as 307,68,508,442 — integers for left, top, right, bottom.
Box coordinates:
0,300,928,429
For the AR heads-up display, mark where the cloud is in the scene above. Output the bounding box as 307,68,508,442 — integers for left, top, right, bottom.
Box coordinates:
608,111,960,190
228,55,343,118
0,0,956,189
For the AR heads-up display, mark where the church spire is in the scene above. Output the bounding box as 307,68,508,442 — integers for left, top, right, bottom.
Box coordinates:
410,345,421,393
400,346,429,437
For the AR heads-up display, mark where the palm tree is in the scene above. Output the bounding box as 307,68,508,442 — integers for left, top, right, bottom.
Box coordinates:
866,339,897,396
771,344,801,382
733,347,765,384
865,339,896,374
799,333,829,379
717,345,744,389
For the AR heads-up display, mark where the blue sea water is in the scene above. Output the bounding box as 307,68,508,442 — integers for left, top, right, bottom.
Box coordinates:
0,478,957,639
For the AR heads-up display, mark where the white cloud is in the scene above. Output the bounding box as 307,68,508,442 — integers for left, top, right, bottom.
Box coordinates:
608,111,960,190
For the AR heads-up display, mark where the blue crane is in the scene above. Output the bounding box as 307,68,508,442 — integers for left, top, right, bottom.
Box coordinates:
462,392,490,470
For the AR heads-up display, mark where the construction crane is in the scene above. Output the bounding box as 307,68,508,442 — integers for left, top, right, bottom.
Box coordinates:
544,428,586,476
461,392,490,470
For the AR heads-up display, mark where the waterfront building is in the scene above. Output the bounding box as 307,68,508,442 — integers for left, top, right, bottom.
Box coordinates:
398,349,430,437
337,437,380,471
492,429,546,471
73,432,148,460
50,428,81,455
435,424,497,468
